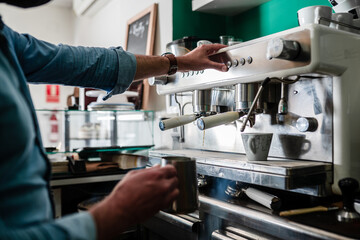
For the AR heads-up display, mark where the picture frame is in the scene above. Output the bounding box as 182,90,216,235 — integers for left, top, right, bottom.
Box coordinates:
124,3,158,110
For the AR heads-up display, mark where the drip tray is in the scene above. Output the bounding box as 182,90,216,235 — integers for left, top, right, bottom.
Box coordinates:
149,149,333,197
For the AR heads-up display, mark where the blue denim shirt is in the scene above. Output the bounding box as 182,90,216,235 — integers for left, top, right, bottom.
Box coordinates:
0,20,136,239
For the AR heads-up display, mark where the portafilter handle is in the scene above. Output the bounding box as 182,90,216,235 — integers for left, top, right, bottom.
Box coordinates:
235,182,281,211
159,114,198,131
197,111,244,130
244,187,282,211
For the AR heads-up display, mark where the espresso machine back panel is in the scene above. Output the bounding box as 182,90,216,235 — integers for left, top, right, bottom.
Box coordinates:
183,76,333,163
152,24,360,196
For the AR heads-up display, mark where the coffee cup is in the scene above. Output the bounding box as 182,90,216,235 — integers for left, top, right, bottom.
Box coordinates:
161,156,198,213
332,0,360,15
278,134,311,159
330,12,354,32
241,133,273,161
297,5,333,26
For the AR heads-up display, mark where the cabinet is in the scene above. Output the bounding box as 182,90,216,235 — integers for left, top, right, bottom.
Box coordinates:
36,110,154,152
192,0,271,16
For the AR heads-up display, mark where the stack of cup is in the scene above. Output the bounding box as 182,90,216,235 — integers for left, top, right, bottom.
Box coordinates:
297,2,360,33
330,12,353,31
297,5,333,26
330,0,360,33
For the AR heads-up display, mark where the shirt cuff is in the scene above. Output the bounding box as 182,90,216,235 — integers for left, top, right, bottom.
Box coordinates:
103,47,136,101
56,211,97,240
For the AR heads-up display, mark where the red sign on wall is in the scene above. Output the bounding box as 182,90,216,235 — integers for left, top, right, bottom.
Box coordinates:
46,85,60,103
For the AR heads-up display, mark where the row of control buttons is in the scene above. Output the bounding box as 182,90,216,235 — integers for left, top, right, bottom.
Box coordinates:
180,56,253,78
181,70,205,78
226,56,253,68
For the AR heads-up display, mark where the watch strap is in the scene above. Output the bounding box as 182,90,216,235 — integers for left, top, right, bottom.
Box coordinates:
162,52,178,75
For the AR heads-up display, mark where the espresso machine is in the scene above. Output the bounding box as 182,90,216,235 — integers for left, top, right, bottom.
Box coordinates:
146,24,360,239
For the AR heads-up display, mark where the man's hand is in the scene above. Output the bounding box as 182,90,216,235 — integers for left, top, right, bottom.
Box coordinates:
133,43,228,80
177,43,228,72
89,165,179,240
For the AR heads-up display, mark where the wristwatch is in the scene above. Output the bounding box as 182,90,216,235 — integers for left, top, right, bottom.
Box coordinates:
162,52,178,75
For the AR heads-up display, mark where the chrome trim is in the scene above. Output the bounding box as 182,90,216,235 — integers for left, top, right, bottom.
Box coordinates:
200,195,354,240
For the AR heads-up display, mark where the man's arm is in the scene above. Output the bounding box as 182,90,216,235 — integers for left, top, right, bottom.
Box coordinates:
89,165,179,240
6,23,227,95
134,44,228,80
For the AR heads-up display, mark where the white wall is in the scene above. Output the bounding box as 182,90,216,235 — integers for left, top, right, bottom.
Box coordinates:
73,0,172,53
0,3,75,44
0,0,174,148
0,0,172,111
0,2,76,109
73,0,172,111
72,0,174,148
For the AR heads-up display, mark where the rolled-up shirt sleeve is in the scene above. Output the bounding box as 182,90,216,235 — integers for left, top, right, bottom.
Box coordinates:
4,24,136,97
103,47,137,100
0,212,96,240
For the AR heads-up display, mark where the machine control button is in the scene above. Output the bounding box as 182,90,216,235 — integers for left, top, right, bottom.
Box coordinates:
247,56,253,64
239,58,246,65
226,61,232,68
266,38,301,60
296,117,318,132
232,59,239,67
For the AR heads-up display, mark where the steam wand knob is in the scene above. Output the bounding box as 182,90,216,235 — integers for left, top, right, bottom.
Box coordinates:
277,82,288,124
266,38,301,60
337,178,360,222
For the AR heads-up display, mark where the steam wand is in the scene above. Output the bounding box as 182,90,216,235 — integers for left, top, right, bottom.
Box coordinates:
277,82,288,124
240,77,271,132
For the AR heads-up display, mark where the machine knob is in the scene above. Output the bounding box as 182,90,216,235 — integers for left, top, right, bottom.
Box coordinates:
266,38,301,60
148,76,168,86
296,117,318,132
226,60,232,68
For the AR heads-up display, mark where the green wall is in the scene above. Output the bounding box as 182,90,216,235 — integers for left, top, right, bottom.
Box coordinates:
172,0,227,41
173,0,332,42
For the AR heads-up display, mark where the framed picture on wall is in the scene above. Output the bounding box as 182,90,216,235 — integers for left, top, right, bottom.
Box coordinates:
125,3,158,110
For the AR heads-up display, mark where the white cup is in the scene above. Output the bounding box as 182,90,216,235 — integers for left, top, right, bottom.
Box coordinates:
332,0,360,14
297,5,333,26
330,12,354,31
241,133,273,161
